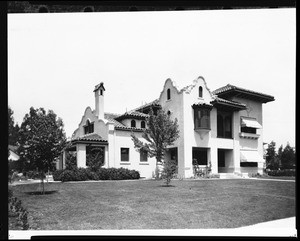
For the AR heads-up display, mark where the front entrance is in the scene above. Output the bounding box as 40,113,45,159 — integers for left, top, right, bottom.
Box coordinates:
217,148,234,173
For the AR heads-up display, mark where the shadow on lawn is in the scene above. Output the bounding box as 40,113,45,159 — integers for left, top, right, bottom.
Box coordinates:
25,190,58,195
157,184,176,187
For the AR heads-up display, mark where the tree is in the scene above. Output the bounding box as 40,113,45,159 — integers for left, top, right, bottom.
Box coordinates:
131,108,180,185
18,107,66,194
8,106,20,146
265,141,279,170
280,143,295,169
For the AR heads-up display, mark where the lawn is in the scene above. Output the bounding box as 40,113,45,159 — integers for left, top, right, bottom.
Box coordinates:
9,179,295,230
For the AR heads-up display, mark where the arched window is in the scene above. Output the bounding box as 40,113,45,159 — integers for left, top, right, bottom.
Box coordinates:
167,110,171,116
199,86,203,98
131,120,136,128
167,88,171,100
84,120,94,134
141,121,146,128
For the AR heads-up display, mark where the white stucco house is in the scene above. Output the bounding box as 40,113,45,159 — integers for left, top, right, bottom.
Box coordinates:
58,76,274,179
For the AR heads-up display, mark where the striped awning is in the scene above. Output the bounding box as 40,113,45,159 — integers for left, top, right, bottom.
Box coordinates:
240,150,264,163
241,117,262,129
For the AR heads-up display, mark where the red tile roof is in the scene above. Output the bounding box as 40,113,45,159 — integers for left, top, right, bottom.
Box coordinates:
212,84,275,103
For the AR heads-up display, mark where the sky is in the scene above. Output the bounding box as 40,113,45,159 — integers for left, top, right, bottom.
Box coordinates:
8,8,296,148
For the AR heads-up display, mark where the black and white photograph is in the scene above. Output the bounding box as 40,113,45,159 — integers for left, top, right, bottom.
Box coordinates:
7,1,296,239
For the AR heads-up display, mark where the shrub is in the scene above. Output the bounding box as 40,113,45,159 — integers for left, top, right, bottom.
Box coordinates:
25,170,45,180
267,169,295,177
8,188,29,230
53,167,140,182
52,169,64,181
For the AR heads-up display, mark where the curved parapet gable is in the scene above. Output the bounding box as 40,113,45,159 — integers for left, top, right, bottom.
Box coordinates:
72,106,108,140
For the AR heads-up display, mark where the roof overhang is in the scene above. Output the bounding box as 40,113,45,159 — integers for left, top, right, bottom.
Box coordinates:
211,97,246,111
214,87,275,103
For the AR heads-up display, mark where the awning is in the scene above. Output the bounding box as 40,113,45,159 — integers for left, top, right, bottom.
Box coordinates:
241,117,262,129
240,150,264,163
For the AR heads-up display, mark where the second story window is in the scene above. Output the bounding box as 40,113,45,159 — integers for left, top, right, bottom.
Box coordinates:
131,120,136,128
167,88,171,100
217,111,232,138
194,108,210,130
84,120,94,134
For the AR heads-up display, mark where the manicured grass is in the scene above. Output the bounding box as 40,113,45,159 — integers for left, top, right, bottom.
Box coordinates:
9,179,295,230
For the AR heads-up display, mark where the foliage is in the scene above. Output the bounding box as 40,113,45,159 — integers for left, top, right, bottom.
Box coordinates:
86,146,104,172
267,169,295,177
53,167,140,182
161,159,177,185
8,188,29,230
25,170,46,180
266,141,295,170
280,143,295,169
131,108,180,184
265,141,279,170
8,106,20,146
65,151,77,171
17,107,66,194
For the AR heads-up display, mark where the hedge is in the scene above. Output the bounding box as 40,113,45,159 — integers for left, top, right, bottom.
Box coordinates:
53,167,140,182
267,169,295,177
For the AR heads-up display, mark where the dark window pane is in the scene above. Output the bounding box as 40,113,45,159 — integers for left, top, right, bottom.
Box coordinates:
131,120,136,128
140,150,148,162
141,121,146,128
240,162,258,167
167,89,171,100
121,148,129,162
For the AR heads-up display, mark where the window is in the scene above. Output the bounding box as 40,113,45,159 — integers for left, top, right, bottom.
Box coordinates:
141,121,146,128
199,86,203,98
192,147,208,165
131,120,136,128
167,88,171,100
121,148,129,162
241,126,256,134
140,150,148,162
100,89,103,96
194,108,210,129
84,120,94,134
240,162,258,167
217,111,232,138
167,110,171,116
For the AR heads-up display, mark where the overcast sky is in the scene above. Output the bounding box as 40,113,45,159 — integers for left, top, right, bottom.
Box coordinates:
8,8,295,148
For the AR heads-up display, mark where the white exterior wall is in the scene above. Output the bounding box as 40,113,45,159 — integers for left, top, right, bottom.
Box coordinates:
112,130,157,178
158,78,185,178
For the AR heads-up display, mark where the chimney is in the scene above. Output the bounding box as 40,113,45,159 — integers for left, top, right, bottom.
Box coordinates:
93,82,105,120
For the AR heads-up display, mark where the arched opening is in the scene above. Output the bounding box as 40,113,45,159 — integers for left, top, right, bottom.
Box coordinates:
131,120,136,128
167,110,171,116
199,86,203,98
141,121,146,128
84,119,94,134
167,88,171,100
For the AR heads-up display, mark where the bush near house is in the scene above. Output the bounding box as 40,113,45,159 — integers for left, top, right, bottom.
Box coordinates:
8,188,29,230
53,167,140,182
267,169,295,177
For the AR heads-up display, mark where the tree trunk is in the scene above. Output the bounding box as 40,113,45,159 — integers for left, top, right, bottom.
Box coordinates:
41,171,45,195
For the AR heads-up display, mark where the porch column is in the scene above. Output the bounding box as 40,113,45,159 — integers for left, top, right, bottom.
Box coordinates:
210,142,218,174
103,145,109,168
232,111,241,173
76,144,86,168
107,122,115,167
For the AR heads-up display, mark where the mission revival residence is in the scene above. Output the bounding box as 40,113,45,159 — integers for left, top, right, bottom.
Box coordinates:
57,76,275,179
